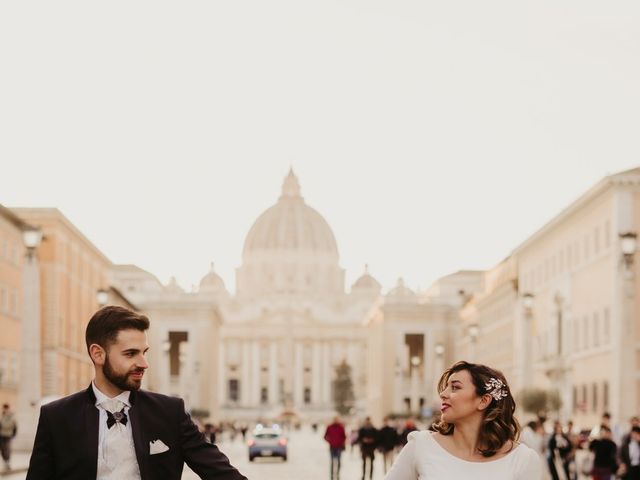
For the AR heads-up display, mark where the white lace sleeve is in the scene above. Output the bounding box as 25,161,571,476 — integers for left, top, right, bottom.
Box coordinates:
384,431,419,480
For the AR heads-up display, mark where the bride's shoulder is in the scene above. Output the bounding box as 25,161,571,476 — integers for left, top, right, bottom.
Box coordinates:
407,429,435,444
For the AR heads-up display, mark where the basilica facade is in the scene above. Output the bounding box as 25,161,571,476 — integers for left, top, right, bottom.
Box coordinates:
109,170,373,420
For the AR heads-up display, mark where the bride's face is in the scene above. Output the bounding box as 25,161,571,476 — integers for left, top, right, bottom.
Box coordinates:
439,369,488,423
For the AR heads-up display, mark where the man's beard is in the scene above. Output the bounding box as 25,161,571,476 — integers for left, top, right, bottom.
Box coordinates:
103,355,143,391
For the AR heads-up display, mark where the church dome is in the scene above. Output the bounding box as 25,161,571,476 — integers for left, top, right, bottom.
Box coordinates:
237,169,344,297
199,262,227,293
351,265,382,293
242,169,339,258
386,277,416,302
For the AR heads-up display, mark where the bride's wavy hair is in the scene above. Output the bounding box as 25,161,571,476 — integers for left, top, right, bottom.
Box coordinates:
432,361,520,457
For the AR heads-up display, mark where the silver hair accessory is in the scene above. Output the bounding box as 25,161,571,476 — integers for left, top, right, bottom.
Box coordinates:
485,378,508,401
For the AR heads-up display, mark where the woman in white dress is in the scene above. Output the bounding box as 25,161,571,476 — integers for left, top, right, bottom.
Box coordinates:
385,361,542,480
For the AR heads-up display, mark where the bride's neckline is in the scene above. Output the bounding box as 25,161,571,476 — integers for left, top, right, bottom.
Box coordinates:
428,432,521,464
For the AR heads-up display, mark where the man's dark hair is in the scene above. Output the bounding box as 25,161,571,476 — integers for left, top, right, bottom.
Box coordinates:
600,425,611,433
631,426,640,434
85,306,149,356
603,412,611,419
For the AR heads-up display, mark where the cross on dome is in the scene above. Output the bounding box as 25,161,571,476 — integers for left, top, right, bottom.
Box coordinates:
281,167,301,198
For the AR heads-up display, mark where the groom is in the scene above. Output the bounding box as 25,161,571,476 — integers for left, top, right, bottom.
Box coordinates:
27,305,247,480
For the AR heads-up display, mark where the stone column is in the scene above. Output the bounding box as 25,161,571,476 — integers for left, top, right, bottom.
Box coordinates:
268,341,279,405
294,342,304,407
312,342,322,404
322,342,332,404
218,341,226,405
252,340,261,405
241,341,251,407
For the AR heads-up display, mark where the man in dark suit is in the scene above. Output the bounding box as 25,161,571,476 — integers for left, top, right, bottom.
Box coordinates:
26,305,247,480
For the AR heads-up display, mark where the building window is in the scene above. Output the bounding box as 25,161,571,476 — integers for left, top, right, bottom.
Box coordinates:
603,308,610,344
574,320,580,352
582,385,588,411
592,383,598,413
304,387,311,404
594,227,601,254
593,313,600,347
603,381,609,410
583,316,589,350
572,386,577,412
260,387,268,404
228,379,239,402
605,220,611,248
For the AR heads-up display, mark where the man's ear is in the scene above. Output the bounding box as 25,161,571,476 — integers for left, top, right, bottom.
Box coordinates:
477,394,492,411
89,343,106,366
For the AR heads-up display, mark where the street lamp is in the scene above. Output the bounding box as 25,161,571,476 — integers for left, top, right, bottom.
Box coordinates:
620,232,637,269
96,289,109,307
521,293,535,389
435,343,445,357
16,225,43,449
410,355,421,416
618,231,638,423
522,293,534,312
467,324,479,361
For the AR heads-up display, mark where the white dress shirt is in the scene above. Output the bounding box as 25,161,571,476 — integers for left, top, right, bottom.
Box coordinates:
92,382,141,480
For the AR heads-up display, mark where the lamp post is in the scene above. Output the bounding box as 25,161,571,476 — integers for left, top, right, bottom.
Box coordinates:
15,226,43,449
410,355,421,416
468,324,479,361
96,288,109,307
522,293,534,388
618,231,637,423
433,343,445,409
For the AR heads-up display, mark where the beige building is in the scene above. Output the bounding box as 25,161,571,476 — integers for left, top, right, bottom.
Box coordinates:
0,205,26,408
6,166,640,432
12,208,112,399
366,272,484,423
459,167,640,429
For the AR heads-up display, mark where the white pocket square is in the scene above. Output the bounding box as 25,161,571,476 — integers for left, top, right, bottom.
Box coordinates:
149,439,170,455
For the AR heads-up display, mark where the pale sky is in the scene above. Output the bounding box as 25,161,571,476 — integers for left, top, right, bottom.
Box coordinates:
1,1,638,293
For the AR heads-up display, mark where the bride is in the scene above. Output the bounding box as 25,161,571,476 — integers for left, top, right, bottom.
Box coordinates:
385,361,542,480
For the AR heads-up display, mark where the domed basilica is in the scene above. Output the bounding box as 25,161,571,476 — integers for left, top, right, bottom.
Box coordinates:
111,170,478,422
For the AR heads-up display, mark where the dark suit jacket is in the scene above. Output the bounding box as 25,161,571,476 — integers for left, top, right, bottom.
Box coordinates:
26,385,247,480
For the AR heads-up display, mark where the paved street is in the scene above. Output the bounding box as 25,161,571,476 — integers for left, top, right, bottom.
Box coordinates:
2,426,388,480
183,426,387,480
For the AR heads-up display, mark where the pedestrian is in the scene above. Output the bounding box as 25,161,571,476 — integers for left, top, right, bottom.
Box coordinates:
398,418,417,447
618,426,640,479
324,416,347,480
0,403,17,472
385,361,542,479
378,417,399,473
203,423,216,444
358,417,378,480
26,305,247,480
521,420,549,479
589,425,618,480
548,421,571,480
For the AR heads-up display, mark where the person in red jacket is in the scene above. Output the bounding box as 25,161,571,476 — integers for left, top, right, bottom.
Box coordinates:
324,416,347,480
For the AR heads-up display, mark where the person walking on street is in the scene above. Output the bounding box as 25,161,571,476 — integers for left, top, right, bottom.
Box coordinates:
548,420,572,480
0,404,17,472
324,416,347,480
26,305,247,480
358,417,378,480
378,417,399,473
619,426,640,479
398,418,417,448
589,425,618,480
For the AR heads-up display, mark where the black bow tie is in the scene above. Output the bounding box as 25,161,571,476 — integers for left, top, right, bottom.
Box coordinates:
106,408,128,429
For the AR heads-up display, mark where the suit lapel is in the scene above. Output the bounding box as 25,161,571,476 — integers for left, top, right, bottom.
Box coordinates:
84,385,99,478
128,390,149,480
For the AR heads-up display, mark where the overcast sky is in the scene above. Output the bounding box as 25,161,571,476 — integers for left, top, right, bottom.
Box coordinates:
1,1,638,293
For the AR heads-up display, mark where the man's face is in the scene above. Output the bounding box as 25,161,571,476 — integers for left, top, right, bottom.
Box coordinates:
102,329,149,392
